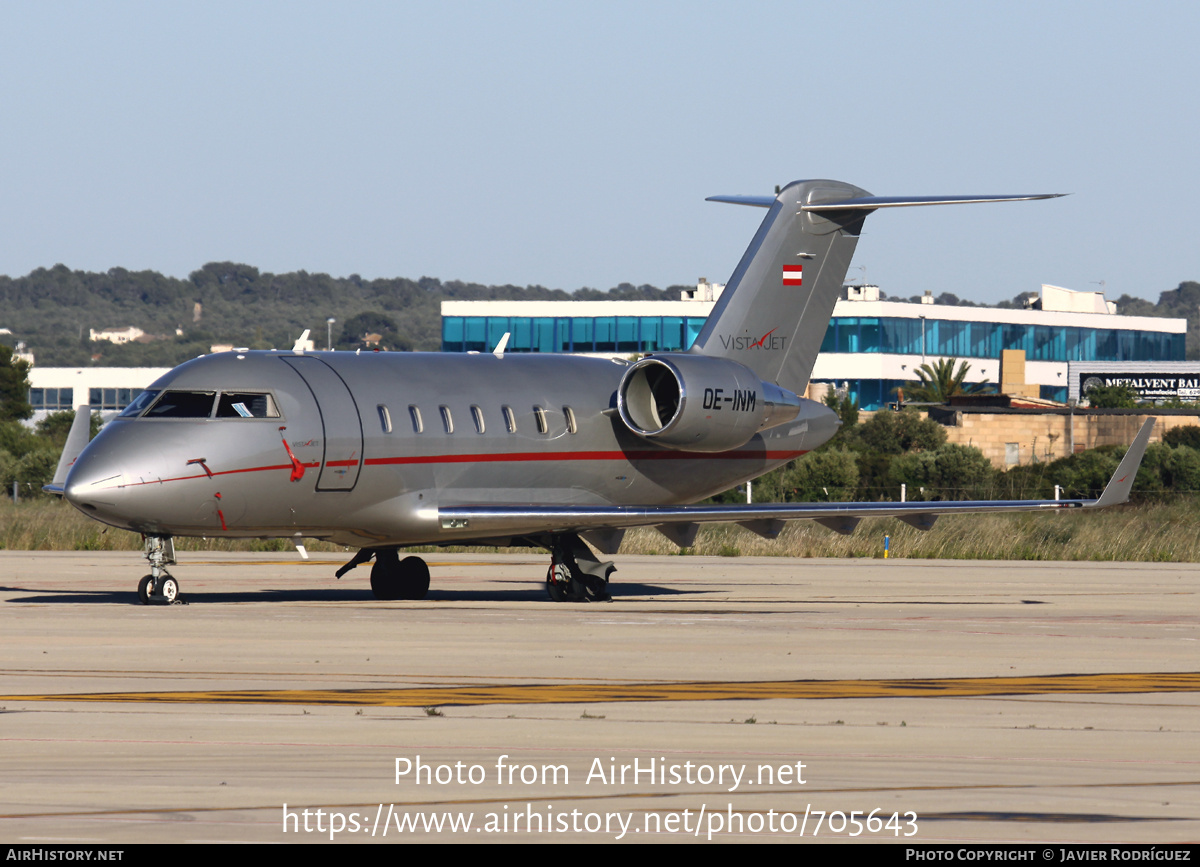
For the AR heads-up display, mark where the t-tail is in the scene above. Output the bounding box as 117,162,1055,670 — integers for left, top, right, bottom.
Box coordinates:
690,180,1064,394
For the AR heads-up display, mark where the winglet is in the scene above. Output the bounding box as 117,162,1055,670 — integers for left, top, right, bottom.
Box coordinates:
1091,418,1156,508
45,405,94,495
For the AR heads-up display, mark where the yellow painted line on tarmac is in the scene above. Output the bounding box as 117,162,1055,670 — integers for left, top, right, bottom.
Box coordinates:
3,672,1199,708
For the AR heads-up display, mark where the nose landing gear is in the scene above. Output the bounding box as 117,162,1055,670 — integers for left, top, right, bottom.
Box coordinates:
138,536,180,605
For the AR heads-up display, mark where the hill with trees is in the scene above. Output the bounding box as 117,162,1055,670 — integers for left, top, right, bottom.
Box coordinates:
3,263,1197,367
0,262,683,367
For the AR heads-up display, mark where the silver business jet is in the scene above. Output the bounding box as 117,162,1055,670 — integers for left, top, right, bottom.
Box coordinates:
47,179,1153,605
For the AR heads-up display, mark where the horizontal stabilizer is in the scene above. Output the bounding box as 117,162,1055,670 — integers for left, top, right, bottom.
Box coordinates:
705,195,776,208
802,193,1066,211
705,193,1066,211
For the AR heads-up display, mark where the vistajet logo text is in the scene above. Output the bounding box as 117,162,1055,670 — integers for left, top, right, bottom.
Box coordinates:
718,328,787,351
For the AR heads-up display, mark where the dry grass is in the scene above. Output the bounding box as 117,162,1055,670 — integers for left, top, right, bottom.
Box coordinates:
3,497,1199,561
619,501,1200,562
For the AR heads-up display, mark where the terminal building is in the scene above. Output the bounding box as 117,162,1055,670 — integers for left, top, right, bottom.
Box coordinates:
441,282,1187,410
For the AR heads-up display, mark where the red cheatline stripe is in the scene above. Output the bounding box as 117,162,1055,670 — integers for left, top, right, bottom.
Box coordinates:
97,450,808,490
365,449,805,466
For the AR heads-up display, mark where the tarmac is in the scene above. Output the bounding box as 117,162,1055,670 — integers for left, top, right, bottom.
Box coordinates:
0,550,1197,844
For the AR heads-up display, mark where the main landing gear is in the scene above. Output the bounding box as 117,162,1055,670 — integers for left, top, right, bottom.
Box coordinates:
337,548,430,600
335,534,614,603
138,535,179,605
545,533,615,603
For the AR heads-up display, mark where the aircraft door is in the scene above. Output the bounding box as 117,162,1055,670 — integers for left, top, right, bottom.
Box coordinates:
280,356,364,491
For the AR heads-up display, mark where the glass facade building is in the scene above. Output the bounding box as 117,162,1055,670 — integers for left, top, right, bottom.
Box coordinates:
818,317,1184,363
444,314,1184,365
442,299,1186,411
442,315,710,355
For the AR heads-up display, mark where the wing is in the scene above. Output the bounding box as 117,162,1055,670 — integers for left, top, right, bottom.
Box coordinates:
438,419,1154,540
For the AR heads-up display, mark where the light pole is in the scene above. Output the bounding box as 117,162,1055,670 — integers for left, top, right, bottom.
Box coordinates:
326,317,336,351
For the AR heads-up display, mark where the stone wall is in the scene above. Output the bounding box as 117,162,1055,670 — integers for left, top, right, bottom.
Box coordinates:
938,412,1198,468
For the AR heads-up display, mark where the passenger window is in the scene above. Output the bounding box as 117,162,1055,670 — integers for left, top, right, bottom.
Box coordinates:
471,405,485,434
409,405,423,433
216,392,280,418
502,405,516,434
440,405,454,434
144,391,216,418
378,405,392,433
563,406,577,434
533,405,547,435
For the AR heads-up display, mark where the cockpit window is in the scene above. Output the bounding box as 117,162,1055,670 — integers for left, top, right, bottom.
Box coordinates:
144,391,217,418
118,390,160,418
216,392,280,418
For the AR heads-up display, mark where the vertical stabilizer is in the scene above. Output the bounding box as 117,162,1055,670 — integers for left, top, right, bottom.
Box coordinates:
691,181,1064,394
690,179,871,393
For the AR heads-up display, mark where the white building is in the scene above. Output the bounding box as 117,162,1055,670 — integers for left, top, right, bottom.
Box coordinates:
28,367,170,423
88,326,145,344
441,283,1186,410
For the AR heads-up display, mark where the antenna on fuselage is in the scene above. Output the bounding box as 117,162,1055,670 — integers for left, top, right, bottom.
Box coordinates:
292,329,311,354
492,331,511,359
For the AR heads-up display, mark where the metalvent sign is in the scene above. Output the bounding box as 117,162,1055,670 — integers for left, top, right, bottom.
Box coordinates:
1079,373,1200,402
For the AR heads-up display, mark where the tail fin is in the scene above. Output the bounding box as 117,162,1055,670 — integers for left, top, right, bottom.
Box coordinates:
690,179,1064,393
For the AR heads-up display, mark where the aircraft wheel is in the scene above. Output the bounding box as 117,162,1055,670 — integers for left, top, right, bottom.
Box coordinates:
371,551,428,601
370,551,401,600
158,575,179,604
546,563,582,603
137,575,154,605
397,556,430,600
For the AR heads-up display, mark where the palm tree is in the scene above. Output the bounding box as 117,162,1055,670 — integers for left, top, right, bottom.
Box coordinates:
901,358,990,403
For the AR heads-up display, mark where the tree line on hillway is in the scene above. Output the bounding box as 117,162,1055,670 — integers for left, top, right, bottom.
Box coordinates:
0,263,688,367
2,262,1200,367
5,403,1200,505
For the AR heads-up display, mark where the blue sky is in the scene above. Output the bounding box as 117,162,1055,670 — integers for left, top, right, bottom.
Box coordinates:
1,1,1195,305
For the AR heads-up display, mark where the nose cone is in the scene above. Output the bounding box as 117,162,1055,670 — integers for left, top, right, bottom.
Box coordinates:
64,443,131,527
64,423,167,532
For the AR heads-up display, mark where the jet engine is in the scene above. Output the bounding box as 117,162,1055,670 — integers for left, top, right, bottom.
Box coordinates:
616,355,803,452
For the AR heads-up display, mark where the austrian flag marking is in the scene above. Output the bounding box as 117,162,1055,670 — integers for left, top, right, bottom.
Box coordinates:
782,264,804,287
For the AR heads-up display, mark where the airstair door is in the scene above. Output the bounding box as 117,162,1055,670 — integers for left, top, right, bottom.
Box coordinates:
280,356,364,491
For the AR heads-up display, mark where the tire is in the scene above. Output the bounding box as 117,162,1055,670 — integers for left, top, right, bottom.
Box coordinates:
137,575,154,605
158,575,179,604
398,556,430,600
370,558,400,600
546,563,580,602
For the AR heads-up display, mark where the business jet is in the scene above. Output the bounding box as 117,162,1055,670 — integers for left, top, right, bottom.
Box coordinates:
47,179,1154,605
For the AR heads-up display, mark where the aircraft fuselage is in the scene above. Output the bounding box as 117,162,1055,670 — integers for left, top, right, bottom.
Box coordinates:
64,350,839,547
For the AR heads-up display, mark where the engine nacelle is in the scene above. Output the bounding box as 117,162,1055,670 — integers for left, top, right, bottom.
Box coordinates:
616,355,802,452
